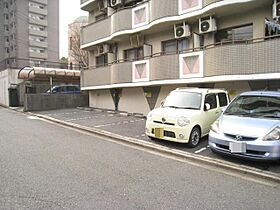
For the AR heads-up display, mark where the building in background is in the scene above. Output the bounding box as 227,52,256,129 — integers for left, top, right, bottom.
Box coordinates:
0,0,59,106
80,0,280,115
0,0,59,67
68,16,88,69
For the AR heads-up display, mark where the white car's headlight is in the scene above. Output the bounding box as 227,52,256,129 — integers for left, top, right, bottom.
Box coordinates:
263,127,280,141
147,112,153,122
177,117,190,127
210,120,220,133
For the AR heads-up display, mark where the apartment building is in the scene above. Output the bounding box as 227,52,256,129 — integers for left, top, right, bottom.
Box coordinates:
80,0,280,115
0,0,59,67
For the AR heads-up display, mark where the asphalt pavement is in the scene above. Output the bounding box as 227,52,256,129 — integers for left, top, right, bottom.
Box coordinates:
35,108,280,174
1,107,280,209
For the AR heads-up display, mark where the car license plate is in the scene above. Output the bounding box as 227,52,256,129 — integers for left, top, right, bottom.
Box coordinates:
229,142,246,153
154,128,164,138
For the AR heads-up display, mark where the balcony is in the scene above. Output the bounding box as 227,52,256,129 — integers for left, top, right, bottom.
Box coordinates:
204,38,280,77
82,37,280,89
80,0,97,11
81,17,111,46
82,66,111,87
29,51,48,59
81,0,226,48
29,18,48,27
29,6,48,16
29,40,48,48
29,29,48,37
111,62,133,84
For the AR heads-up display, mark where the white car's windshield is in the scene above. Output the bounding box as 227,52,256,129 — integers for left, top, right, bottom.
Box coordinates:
224,95,280,119
163,91,202,110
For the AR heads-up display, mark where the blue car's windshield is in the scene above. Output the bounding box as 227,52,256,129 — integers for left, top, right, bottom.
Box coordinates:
224,95,280,119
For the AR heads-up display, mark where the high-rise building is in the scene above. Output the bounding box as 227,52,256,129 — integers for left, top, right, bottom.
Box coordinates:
80,0,280,115
0,0,59,67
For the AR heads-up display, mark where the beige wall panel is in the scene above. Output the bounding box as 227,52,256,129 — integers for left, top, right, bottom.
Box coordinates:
118,87,150,115
217,6,271,39
214,81,251,99
89,90,115,110
145,29,174,53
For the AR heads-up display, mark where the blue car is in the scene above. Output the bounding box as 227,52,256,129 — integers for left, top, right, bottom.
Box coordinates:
45,85,81,94
209,91,280,161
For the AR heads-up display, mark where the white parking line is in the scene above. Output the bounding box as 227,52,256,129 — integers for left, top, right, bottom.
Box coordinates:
194,147,207,154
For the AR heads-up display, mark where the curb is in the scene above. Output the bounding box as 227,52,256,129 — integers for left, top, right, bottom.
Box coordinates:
33,113,280,184
2,105,280,184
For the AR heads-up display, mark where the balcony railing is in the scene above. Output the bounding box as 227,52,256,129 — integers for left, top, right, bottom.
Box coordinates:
29,6,48,16
82,66,111,86
81,0,224,46
32,0,48,5
81,35,280,88
29,29,48,37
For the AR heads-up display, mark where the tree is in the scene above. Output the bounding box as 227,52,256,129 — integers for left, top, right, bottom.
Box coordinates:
69,24,89,69
60,57,68,69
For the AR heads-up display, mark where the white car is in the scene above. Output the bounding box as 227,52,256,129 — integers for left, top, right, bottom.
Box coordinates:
146,88,230,147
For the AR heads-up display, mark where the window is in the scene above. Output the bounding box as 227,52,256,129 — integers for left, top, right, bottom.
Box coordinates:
162,38,189,54
205,94,217,110
124,47,143,61
215,24,253,43
96,54,108,67
218,93,228,107
66,86,79,92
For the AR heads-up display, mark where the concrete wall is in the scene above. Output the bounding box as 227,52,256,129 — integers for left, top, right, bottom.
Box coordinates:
118,87,151,115
16,0,29,59
47,0,59,62
0,69,22,106
24,93,89,112
89,90,115,110
0,70,9,106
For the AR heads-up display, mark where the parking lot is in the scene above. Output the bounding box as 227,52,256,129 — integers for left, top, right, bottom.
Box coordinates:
35,108,280,174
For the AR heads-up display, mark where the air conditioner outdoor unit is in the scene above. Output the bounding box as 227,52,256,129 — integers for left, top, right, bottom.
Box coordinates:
199,16,217,34
130,34,144,47
273,0,280,19
97,44,110,55
174,22,191,38
110,0,122,7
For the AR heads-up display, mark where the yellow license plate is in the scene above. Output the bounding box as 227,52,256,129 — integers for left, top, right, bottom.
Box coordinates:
154,128,164,138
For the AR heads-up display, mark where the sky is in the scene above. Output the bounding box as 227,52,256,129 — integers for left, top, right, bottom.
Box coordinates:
59,0,87,58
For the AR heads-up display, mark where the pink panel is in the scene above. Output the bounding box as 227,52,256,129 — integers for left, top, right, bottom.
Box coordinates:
192,58,200,73
182,55,200,75
182,0,199,11
183,58,191,75
134,8,146,25
134,63,147,80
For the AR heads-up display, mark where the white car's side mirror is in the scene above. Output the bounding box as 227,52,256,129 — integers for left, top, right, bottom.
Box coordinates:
160,100,165,107
204,103,211,111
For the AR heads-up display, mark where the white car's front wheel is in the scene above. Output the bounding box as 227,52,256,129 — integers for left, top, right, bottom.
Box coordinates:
188,127,201,148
